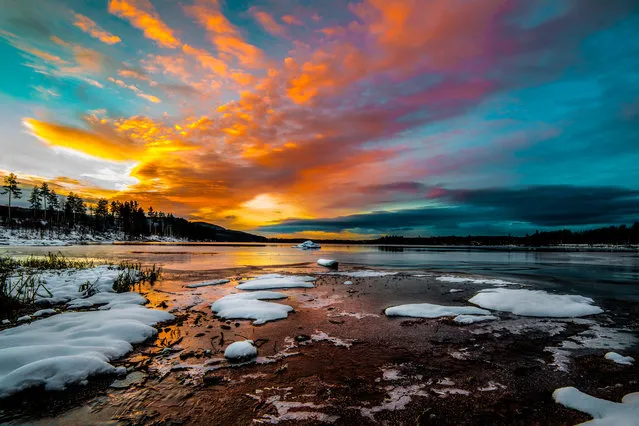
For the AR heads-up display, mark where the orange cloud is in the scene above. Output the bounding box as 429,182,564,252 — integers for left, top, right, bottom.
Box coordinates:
137,93,161,103
24,118,145,161
182,44,228,76
73,13,122,45
108,0,180,48
281,15,303,26
185,0,264,68
250,8,286,36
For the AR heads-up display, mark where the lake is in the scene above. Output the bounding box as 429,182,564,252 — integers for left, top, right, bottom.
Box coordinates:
2,243,638,301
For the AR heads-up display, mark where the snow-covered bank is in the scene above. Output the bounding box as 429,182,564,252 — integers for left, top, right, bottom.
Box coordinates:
0,226,185,246
0,264,173,398
0,304,172,397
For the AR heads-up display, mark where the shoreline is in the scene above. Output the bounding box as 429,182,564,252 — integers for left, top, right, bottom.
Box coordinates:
1,265,637,424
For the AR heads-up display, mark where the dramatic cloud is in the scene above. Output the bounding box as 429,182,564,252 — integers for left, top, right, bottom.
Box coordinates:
108,0,180,48
261,186,639,235
73,13,121,45
1,0,638,236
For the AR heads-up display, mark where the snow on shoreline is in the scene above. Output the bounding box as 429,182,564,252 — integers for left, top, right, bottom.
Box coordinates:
385,303,491,319
436,275,517,287
0,266,173,398
236,274,315,290
553,387,639,425
469,288,603,317
211,291,293,324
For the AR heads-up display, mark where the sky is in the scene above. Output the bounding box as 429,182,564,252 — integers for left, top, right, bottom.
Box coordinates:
1,0,639,238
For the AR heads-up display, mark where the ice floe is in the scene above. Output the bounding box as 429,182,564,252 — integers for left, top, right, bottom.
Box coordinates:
553,387,639,425
224,340,257,361
469,288,603,317
436,275,516,286
317,259,338,268
385,302,491,319
292,240,321,249
211,291,292,325
453,314,498,324
604,352,635,365
330,270,397,278
236,274,315,290
185,279,230,288
0,304,172,397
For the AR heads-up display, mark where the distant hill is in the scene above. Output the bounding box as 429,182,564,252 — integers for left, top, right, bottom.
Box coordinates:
190,221,267,242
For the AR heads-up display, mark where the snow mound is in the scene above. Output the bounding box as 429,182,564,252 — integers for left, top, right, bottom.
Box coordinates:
330,270,397,278
437,275,516,286
553,387,639,425
293,240,321,249
0,305,172,397
385,303,490,318
7,266,124,305
317,259,338,268
211,291,292,325
454,314,498,324
605,352,635,365
186,279,230,288
236,274,315,290
225,340,257,361
469,288,603,318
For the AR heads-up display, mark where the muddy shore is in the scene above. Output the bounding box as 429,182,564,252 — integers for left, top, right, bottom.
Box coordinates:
1,266,638,425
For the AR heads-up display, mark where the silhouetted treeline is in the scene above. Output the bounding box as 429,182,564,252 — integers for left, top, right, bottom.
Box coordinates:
0,177,265,242
270,222,639,247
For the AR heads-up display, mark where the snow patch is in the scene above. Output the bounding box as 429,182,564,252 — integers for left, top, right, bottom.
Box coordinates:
343,280,353,285
469,288,603,318
211,291,292,325
605,352,635,365
553,387,639,426
330,270,397,278
385,303,491,319
236,274,315,290
0,305,172,397
185,279,230,288
437,275,516,286
224,340,257,361
317,259,338,267
453,314,498,324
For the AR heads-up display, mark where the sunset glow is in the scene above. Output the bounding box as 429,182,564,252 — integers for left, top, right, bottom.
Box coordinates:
2,0,639,237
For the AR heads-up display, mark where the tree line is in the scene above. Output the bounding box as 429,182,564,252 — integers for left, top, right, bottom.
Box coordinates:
1,173,266,242
1,173,176,238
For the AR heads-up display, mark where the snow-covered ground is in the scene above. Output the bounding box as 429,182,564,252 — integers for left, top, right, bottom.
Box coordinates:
0,226,185,246
0,265,172,398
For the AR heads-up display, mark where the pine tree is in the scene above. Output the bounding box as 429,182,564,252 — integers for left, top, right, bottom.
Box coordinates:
1,173,22,225
48,189,60,223
28,186,41,217
40,182,50,220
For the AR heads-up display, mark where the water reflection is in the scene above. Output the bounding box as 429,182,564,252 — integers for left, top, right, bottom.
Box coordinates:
1,243,638,296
